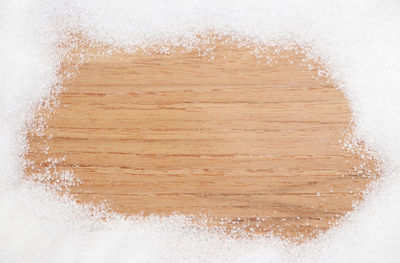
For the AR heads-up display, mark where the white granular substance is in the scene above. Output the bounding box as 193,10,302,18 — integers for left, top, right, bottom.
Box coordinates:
1,0,400,262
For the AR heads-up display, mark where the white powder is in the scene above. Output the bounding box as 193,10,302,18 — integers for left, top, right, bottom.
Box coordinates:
1,0,400,262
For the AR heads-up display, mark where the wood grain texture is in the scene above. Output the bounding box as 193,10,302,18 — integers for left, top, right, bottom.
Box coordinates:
25,37,379,240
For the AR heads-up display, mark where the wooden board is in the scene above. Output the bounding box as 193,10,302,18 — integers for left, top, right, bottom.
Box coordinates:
25,37,379,241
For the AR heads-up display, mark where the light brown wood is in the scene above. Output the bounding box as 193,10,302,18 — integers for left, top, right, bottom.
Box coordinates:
25,37,379,241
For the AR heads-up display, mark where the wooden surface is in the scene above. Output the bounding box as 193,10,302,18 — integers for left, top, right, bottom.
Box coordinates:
25,38,379,241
